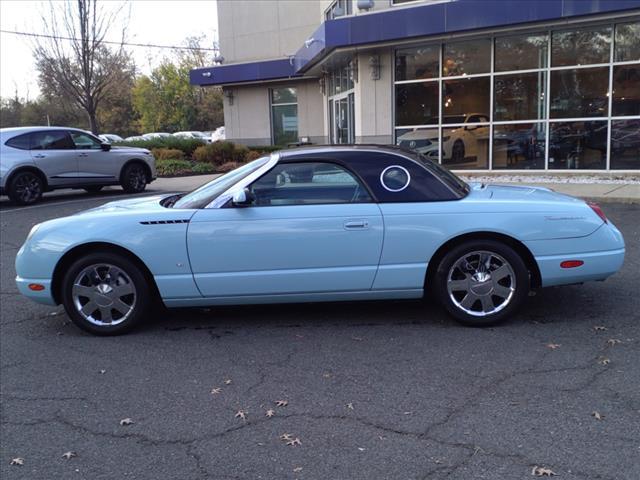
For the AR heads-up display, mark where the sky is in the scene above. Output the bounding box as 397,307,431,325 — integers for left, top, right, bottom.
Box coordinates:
0,0,219,99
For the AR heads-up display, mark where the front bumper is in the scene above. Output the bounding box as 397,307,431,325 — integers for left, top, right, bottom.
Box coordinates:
15,276,57,306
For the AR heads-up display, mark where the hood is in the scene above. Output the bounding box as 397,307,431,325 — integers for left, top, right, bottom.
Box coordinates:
110,146,152,154
76,194,174,215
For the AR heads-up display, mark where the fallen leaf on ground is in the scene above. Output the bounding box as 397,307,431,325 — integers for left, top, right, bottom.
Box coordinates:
293,467,303,472
280,433,293,441
593,325,607,331
598,357,611,365
358,447,365,451
275,400,288,407
346,403,354,410
266,409,275,418
210,387,222,395
546,343,561,350
224,379,232,385
322,373,331,378
62,451,77,460
607,338,622,347
592,411,604,420
120,418,134,426
286,438,302,446
10,458,24,466
532,466,556,476
235,410,247,420
352,336,363,341
99,369,106,374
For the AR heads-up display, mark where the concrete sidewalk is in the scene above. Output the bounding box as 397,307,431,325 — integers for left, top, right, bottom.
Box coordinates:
157,173,640,203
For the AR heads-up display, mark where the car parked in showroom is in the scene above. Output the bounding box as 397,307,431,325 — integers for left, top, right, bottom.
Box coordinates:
15,145,624,335
173,131,211,143
1,126,156,205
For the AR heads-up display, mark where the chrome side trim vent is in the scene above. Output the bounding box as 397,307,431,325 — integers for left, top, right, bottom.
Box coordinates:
140,219,190,225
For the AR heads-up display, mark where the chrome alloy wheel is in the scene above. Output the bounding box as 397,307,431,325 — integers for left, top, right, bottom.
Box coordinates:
72,264,137,326
446,250,516,317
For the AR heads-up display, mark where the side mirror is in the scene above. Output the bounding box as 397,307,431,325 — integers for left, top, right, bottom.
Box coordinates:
100,142,112,151
232,188,255,207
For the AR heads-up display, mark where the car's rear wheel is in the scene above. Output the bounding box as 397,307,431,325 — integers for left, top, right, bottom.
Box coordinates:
121,163,148,193
61,252,150,335
7,171,44,205
84,186,103,193
433,240,529,327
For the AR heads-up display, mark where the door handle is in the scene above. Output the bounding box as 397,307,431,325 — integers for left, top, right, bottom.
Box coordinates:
33,154,46,159
344,220,369,230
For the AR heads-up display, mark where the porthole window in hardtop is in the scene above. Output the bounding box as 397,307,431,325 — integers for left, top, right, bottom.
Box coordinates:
380,165,410,192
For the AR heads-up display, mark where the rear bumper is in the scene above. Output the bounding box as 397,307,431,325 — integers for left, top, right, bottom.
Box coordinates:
15,276,57,306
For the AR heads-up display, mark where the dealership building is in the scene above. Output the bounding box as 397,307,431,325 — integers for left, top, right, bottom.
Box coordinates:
190,0,640,171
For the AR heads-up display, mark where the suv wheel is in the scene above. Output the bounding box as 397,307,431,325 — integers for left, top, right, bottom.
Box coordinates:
121,163,147,193
8,171,44,205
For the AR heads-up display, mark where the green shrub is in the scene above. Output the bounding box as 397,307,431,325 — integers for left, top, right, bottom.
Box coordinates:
115,137,205,157
155,159,193,176
245,150,264,162
193,141,248,166
191,162,216,174
151,148,185,161
247,145,281,153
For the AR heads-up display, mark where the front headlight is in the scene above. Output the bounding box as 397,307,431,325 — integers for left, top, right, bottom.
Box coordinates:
25,223,41,242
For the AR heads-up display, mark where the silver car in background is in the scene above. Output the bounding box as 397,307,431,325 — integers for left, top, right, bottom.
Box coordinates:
0,127,156,205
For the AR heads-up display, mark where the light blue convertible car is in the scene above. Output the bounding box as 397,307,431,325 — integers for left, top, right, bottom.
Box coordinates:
15,146,625,335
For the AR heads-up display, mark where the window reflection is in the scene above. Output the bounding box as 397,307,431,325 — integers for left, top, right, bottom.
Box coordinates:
612,64,640,116
495,33,548,71
549,121,607,169
493,124,545,170
443,39,491,76
442,77,490,121
395,127,440,161
549,67,609,118
395,82,439,126
395,45,439,81
442,124,489,169
494,71,546,121
552,26,611,66
614,22,640,62
611,119,640,169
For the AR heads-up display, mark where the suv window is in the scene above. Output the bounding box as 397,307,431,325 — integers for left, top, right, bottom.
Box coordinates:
5,133,31,150
249,162,371,206
71,131,102,149
30,131,75,150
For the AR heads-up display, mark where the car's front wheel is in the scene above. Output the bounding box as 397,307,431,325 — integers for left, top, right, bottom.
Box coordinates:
7,171,44,205
61,252,150,335
433,240,529,327
121,163,148,193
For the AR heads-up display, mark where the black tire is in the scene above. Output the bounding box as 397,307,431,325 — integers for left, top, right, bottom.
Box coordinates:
433,239,529,327
451,140,465,163
84,186,103,193
61,252,150,335
7,171,44,205
121,162,148,193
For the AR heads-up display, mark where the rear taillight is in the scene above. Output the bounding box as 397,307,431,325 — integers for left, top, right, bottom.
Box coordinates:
587,202,608,223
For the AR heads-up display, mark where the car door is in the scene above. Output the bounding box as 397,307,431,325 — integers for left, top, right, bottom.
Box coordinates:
28,130,77,186
187,161,384,298
69,130,117,184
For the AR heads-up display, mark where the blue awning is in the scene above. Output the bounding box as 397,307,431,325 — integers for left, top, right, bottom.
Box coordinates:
191,0,640,86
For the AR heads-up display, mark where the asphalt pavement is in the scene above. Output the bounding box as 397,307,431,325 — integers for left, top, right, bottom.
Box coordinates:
1,183,639,480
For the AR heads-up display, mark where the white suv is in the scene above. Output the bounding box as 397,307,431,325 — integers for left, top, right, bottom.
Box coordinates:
1,127,156,205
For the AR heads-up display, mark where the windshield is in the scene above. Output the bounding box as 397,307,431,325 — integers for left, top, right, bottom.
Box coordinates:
172,157,270,209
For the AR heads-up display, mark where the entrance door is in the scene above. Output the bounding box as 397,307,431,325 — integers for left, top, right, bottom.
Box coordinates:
330,92,355,144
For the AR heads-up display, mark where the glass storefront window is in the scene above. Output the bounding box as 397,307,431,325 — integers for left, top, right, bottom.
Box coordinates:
395,82,439,126
549,67,609,118
494,71,546,121
271,88,298,146
493,123,545,170
552,26,611,67
395,45,439,81
442,124,490,169
614,21,640,62
442,77,490,122
443,39,491,76
495,33,548,71
610,119,640,169
612,64,640,116
549,121,607,169
395,127,440,161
